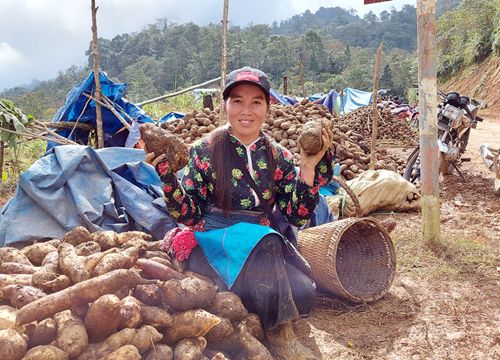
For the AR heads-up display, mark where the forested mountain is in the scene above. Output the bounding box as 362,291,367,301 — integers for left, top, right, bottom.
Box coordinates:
272,5,417,50
4,1,490,120
2,4,421,118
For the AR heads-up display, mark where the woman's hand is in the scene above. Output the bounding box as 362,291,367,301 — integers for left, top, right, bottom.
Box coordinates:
299,127,333,186
145,152,167,167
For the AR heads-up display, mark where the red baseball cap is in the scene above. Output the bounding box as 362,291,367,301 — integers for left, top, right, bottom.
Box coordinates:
222,66,271,100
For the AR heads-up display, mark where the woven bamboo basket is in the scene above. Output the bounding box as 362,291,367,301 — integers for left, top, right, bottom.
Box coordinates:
298,216,396,303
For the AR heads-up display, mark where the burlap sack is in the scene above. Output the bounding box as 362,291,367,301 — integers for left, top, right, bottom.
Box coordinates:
326,170,420,218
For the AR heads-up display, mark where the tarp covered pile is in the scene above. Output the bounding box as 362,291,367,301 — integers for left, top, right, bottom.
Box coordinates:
0,146,176,246
49,71,154,149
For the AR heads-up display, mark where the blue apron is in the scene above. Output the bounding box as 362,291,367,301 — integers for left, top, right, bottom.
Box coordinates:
194,207,279,288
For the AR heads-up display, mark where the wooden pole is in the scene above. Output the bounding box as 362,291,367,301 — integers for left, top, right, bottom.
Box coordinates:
219,0,229,123
91,0,104,149
417,0,440,245
0,141,3,182
39,121,94,131
137,77,221,106
283,75,288,95
369,42,384,170
300,61,305,97
203,95,214,110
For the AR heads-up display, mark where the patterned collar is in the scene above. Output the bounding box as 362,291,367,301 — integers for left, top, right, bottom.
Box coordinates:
227,127,266,151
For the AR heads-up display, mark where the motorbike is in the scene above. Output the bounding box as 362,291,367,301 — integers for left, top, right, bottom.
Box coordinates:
480,144,500,195
381,97,420,126
403,90,483,184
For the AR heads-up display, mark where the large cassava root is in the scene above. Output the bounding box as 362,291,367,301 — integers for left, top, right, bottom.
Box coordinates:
140,123,189,172
16,269,146,325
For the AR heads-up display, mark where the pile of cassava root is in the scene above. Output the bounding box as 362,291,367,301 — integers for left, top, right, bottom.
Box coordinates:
338,106,418,146
0,227,274,360
161,99,405,180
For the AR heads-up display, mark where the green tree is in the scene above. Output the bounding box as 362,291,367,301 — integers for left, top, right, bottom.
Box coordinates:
379,64,394,92
437,0,499,77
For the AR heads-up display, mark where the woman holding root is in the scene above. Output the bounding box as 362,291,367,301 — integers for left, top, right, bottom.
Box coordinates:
146,66,334,359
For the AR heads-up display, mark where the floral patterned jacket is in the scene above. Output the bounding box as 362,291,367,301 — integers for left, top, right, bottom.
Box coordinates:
156,131,335,228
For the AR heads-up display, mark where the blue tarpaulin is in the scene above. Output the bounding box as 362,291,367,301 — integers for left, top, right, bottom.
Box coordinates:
308,93,324,102
270,89,295,106
49,71,154,149
158,111,186,124
0,145,176,246
334,87,374,115
311,89,338,114
283,95,298,105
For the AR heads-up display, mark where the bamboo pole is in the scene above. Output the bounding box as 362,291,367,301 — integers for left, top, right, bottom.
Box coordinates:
369,42,384,170
91,0,104,148
417,0,440,245
137,77,221,106
219,0,229,123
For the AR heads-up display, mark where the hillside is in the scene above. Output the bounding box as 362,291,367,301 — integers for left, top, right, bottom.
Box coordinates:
441,56,500,118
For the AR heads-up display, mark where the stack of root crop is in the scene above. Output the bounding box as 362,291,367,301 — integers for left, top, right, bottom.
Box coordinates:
338,106,418,146
158,99,405,179
0,227,273,360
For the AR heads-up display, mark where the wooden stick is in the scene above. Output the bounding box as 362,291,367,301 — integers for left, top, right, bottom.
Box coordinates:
83,93,131,130
91,0,104,148
26,126,78,145
219,0,229,124
0,126,76,145
369,42,384,170
37,121,94,131
0,141,4,182
136,77,221,107
333,175,362,218
69,95,93,139
101,95,135,125
32,121,80,144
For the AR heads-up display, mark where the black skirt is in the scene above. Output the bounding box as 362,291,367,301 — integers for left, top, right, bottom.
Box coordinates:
188,233,316,330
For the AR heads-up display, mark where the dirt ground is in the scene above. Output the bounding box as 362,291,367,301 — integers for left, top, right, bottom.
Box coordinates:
295,115,499,359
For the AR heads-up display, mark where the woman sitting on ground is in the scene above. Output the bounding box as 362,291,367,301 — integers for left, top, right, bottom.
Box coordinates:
146,66,334,359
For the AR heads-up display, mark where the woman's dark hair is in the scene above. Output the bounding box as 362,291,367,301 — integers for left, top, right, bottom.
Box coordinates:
209,127,232,214
209,127,277,215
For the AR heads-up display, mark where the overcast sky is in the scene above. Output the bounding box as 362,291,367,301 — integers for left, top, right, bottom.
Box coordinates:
0,0,415,91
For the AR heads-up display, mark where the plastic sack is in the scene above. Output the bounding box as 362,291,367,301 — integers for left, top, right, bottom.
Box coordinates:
326,170,420,218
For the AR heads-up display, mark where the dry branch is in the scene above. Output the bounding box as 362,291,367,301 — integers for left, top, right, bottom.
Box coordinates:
82,93,131,130
0,126,76,145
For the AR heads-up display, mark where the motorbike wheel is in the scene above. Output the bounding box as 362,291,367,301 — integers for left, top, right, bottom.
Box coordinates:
403,147,421,185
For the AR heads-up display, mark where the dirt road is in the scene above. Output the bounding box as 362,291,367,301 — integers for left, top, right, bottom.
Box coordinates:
297,115,500,359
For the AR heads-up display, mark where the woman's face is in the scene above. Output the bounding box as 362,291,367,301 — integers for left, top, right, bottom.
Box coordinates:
224,83,270,145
